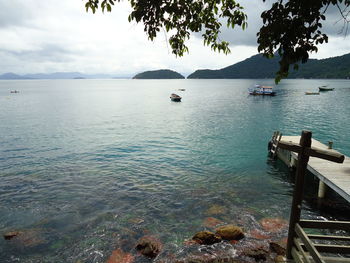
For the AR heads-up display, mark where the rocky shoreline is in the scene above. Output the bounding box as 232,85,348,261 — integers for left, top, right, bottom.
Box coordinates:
3,207,289,262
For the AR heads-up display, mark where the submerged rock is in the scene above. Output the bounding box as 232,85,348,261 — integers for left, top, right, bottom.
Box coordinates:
215,225,245,241
203,217,223,228
269,242,286,256
3,229,46,248
135,235,162,258
241,246,269,261
3,231,22,240
206,205,227,216
260,218,288,233
248,229,271,240
107,248,134,263
192,231,222,245
274,255,287,263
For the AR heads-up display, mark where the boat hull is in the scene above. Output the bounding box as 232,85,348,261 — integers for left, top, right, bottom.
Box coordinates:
319,87,334,91
249,92,276,96
305,92,320,95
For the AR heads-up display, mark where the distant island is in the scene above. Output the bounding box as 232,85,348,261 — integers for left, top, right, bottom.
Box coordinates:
187,53,350,79
0,72,132,80
2,53,349,80
133,69,185,79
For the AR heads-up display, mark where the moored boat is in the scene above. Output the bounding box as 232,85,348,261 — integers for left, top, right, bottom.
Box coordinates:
319,86,334,91
10,90,19,93
249,85,276,96
170,93,182,102
305,92,320,95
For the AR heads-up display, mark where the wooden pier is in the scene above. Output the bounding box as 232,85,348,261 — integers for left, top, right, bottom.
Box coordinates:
269,131,350,263
276,135,350,202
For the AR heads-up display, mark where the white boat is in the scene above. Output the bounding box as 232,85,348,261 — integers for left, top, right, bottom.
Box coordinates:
249,85,276,96
170,93,182,102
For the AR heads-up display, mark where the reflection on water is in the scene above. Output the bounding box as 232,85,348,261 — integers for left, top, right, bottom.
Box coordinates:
0,79,350,262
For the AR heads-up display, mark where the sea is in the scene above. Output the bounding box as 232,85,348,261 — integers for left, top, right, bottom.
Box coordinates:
0,79,350,262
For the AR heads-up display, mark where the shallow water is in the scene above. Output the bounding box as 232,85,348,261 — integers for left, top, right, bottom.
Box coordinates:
1,79,350,262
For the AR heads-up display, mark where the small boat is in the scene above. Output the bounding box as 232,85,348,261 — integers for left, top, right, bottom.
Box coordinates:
319,86,334,91
178,88,186,91
305,92,320,95
170,93,182,102
249,85,276,96
10,90,19,93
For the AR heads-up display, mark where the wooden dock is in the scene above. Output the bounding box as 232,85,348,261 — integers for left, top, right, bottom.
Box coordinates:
269,131,350,263
276,135,350,202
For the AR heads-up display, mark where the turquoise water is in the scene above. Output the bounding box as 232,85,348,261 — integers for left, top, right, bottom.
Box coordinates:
0,79,350,262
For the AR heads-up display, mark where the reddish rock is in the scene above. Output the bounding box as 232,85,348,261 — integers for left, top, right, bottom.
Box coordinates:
249,229,271,240
192,231,222,245
260,218,288,233
215,225,245,241
107,248,134,263
241,246,269,261
135,236,162,258
4,229,46,247
3,231,22,240
203,217,223,228
183,239,198,246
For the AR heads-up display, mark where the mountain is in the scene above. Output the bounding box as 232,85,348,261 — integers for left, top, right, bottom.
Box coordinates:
0,73,32,80
133,69,185,79
0,72,132,79
187,53,350,79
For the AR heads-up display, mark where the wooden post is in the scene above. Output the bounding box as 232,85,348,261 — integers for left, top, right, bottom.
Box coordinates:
318,181,326,198
318,142,333,198
286,131,312,259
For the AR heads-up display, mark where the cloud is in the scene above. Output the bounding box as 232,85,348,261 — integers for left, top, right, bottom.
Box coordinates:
0,0,349,75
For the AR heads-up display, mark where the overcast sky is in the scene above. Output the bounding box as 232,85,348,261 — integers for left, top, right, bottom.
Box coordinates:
1,0,349,76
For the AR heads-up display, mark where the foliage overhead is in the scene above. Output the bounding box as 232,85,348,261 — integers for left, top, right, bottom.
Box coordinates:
258,0,350,82
85,0,247,56
84,0,350,83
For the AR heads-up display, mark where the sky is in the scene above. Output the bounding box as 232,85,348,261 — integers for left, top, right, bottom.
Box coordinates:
1,0,350,77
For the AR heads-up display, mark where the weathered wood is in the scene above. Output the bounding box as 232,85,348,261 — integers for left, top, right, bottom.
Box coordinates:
306,147,344,163
277,141,345,163
286,131,312,259
294,238,313,263
292,247,307,263
308,234,350,241
295,223,324,263
278,140,302,153
299,220,350,230
308,244,350,254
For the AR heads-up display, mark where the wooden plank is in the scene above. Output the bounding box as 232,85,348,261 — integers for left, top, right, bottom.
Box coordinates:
320,257,350,263
308,234,350,241
299,220,350,230
306,147,344,163
295,223,325,263
278,140,302,153
312,244,350,254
